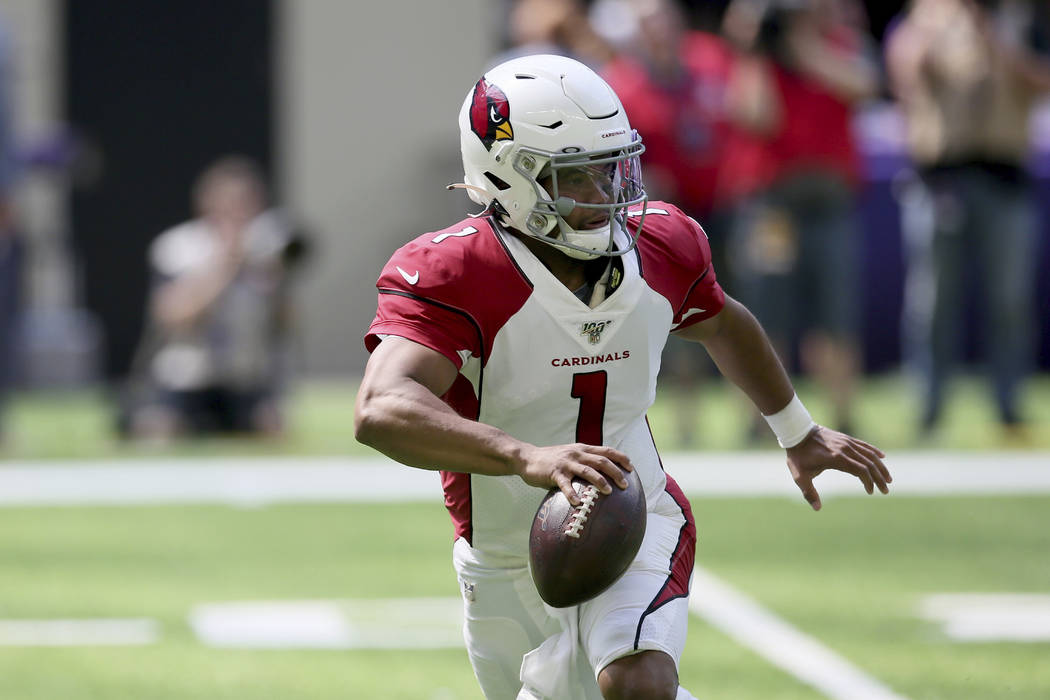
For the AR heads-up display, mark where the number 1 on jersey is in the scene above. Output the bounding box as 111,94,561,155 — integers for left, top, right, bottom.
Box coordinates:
571,370,607,445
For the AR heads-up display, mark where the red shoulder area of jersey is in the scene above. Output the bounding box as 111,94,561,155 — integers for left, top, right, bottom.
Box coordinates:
368,215,533,365
627,201,726,328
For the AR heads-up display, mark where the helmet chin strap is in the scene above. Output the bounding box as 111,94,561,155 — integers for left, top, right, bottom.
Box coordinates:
587,258,615,307
555,231,610,260
549,196,611,259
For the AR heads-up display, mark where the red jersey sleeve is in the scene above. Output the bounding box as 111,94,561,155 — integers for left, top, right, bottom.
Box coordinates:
633,202,726,331
364,218,532,369
673,212,726,331
365,237,483,369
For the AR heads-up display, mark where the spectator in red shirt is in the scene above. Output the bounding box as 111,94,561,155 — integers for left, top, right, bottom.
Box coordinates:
600,0,747,446
720,0,879,438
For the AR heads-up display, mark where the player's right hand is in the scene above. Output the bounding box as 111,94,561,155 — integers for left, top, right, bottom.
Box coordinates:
516,443,633,506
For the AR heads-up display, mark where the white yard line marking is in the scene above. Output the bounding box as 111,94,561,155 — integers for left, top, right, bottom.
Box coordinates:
0,619,159,646
668,451,1050,497
0,451,1047,506
689,566,911,700
0,458,443,507
189,598,464,649
918,593,1050,642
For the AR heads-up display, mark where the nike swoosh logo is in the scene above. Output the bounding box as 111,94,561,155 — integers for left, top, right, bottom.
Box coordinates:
396,266,419,285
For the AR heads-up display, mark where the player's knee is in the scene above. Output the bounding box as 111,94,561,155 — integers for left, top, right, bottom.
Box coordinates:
598,650,678,700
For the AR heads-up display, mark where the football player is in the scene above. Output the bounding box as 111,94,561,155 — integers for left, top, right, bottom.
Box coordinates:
355,54,891,700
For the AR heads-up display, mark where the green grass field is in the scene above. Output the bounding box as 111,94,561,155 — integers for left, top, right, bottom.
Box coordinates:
0,374,1047,699
0,496,1046,699
2,372,1049,460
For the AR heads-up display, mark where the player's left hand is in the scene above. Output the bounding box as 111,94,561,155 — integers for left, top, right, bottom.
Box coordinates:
785,426,891,511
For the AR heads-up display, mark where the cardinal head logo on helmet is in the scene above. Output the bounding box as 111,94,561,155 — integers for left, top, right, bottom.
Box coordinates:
469,77,513,151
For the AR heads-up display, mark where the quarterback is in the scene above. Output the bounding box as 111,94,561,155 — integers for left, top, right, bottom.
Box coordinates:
355,54,891,700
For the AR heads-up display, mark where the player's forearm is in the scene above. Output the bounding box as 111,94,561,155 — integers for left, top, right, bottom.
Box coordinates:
698,297,795,415
354,378,528,478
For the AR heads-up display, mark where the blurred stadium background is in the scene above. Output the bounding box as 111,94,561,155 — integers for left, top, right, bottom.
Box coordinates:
0,1,1046,699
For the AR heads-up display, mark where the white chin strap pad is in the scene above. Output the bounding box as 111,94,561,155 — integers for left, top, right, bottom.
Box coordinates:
557,223,612,259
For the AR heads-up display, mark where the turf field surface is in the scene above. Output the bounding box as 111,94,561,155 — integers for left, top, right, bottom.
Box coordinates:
0,459,1046,700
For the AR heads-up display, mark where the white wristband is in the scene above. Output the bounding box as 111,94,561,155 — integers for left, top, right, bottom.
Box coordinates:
762,394,816,449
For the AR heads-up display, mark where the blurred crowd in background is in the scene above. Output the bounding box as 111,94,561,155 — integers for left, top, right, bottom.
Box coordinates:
494,0,1050,448
0,0,1049,449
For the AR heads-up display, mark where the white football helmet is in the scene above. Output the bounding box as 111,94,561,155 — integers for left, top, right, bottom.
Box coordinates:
457,54,647,259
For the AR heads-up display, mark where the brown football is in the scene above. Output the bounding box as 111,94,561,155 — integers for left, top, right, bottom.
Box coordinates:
528,467,646,608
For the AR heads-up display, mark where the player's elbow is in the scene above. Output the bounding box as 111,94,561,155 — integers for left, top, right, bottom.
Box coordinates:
352,391,385,448
353,385,409,450
353,415,384,453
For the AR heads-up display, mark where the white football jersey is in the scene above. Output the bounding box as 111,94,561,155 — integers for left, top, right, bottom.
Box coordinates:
366,202,724,559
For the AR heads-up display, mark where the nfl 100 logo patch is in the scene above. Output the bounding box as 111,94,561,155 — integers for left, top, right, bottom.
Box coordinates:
580,320,612,345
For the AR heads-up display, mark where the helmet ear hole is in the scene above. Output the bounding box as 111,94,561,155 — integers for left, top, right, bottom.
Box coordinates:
484,172,512,191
